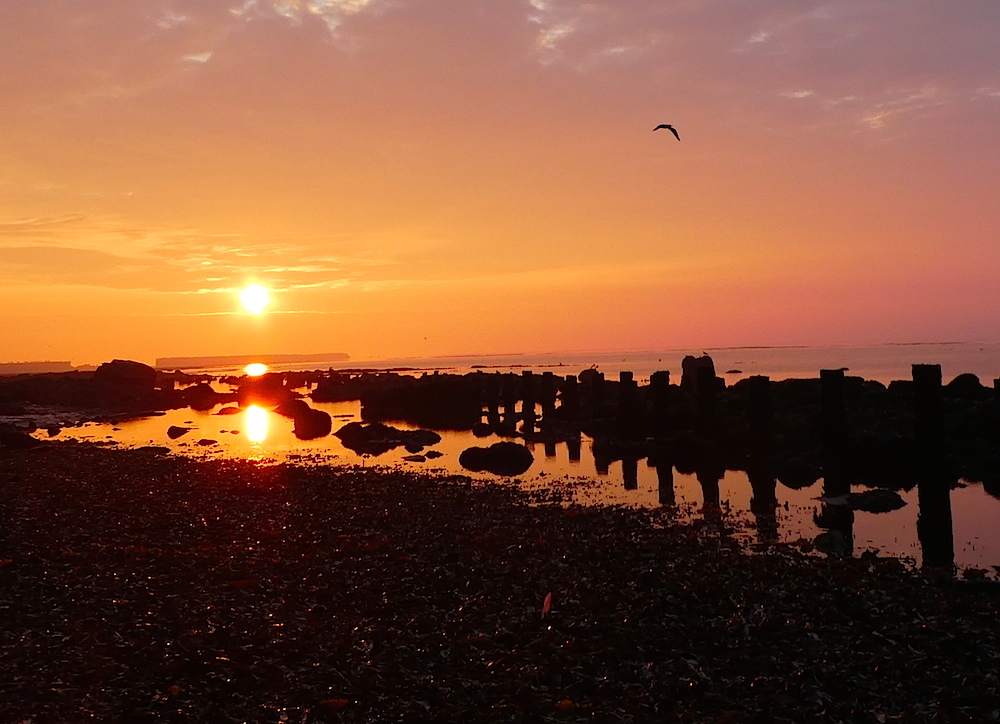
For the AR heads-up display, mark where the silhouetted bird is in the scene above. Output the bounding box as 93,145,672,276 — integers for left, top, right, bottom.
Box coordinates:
654,123,680,141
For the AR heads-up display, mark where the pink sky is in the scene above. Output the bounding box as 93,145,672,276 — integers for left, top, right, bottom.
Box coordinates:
2,0,999,365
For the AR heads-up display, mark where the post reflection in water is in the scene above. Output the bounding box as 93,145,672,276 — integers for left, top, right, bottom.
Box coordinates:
245,405,269,443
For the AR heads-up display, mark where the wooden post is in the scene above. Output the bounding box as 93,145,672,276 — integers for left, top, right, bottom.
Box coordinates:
746,375,772,457
617,370,639,430
820,369,849,497
655,462,675,505
560,375,580,418
650,370,670,426
913,364,953,572
913,364,944,460
567,438,581,462
540,371,556,417
696,366,717,431
622,457,638,490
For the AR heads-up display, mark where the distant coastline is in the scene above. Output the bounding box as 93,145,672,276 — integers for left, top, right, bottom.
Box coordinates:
155,352,349,370
0,361,74,376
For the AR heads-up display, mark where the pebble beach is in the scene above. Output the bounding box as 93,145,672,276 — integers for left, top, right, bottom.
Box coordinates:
2,442,1000,723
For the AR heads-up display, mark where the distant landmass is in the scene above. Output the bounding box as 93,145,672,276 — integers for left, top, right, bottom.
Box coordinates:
156,353,350,370
0,361,75,376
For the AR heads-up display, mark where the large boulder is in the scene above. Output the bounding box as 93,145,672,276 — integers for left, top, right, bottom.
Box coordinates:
274,399,333,440
94,359,157,389
459,442,534,476
946,373,989,401
184,383,229,411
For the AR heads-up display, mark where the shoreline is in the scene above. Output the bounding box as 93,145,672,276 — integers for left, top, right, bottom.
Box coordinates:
2,442,999,722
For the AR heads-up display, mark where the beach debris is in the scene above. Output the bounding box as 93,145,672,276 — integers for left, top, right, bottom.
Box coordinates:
542,592,553,616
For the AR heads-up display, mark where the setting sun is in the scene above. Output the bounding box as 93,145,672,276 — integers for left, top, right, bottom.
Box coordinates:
243,363,268,377
239,285,270,314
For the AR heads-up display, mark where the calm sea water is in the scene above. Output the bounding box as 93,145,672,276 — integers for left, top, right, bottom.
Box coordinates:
190,342,1000,386
52,343,1000,573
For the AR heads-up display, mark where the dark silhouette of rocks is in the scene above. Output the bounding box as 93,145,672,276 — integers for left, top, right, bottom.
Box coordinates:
94,359,157,388
945,372,989,400
0,360,187,416
0,429,45,450
166,425,191,439
237,373,296,408
334,422,441,456
459,442,534,476
819,488,907,513
183,383,232,411
274,399,333,440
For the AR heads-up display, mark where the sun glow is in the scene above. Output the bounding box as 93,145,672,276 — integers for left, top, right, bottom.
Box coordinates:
244,363,269,376
239,284,271,314
245,405,269,443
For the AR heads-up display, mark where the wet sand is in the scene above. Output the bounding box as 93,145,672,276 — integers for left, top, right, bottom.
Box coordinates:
2,442,999,723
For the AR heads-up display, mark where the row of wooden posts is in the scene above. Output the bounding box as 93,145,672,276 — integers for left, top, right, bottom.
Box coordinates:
476,363,965,569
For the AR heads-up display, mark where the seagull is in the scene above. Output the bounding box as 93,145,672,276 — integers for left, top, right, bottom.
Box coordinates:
653,123,680,141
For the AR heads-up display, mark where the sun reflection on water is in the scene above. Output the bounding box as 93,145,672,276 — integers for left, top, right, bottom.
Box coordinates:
245,405,269,443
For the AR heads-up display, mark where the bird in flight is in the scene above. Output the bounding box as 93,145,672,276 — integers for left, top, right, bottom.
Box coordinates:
653,123,680,141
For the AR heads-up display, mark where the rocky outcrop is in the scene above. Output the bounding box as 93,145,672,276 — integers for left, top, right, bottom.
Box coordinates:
459,442,534,476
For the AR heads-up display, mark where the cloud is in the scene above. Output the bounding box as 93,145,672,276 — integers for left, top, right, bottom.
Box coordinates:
0,214,411,292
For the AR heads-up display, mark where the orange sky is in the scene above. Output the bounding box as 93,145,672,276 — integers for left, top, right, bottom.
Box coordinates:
2,0,999,365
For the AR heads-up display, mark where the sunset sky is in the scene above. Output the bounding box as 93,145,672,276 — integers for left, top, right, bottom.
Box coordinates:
2,0,999,365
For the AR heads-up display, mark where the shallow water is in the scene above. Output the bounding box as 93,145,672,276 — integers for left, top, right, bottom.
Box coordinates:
52,398,1000,575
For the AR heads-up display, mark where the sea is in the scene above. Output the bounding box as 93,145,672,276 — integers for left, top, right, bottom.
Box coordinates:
52,342,1000,574
180,341,1000,386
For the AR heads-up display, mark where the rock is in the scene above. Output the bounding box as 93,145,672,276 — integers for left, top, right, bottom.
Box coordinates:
215,406,242,416
273,399,332,440
425,450,444,459
472,422,493,438
167,425,191,439
334,422,440,456
459,442,534,476
0,429,43,450
819,488,907,513
777,457,821,489
946,372,989,400
196,438,218,446
94,359,157,389
814,529,849,555
404,442,424,454
134,445,171,454
184,383,227,411
292,407,332,441
402,454,426,462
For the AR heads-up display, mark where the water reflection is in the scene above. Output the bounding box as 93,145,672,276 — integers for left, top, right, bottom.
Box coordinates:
245,405,269,443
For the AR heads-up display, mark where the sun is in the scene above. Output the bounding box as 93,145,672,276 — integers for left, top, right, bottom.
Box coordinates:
239,284,270,314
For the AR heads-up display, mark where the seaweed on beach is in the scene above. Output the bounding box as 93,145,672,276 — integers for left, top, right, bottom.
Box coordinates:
2,443,999,723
